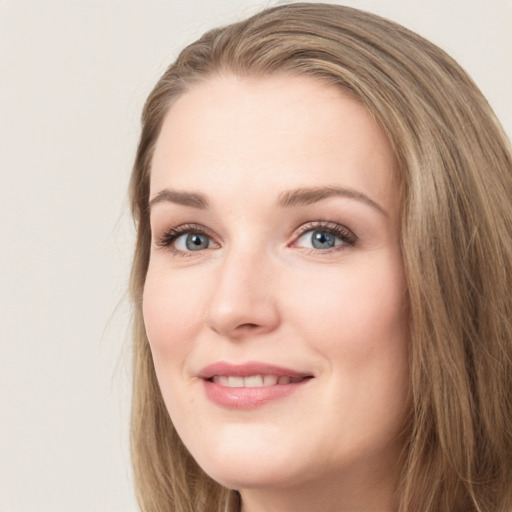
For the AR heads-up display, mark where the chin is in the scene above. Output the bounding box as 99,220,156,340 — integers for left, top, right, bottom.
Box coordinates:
205,460,288,490
186,425,305,490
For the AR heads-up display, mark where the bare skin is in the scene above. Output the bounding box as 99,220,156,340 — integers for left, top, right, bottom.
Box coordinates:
144,74,409,512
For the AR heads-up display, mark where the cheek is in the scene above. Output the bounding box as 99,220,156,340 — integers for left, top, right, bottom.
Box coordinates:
263,256,410,469
285,257,407,355
283,254,410,424
142,265,210,430
142,266,203,366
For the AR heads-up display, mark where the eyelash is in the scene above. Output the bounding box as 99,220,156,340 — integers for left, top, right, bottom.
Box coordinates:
155,221,357,256
294,221,357,252
155,223,213,253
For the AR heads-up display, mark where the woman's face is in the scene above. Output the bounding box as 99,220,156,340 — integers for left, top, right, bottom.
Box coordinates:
144,74,410,506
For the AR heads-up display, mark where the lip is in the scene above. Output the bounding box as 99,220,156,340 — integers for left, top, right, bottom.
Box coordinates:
198,361,311,379
198,361,313,409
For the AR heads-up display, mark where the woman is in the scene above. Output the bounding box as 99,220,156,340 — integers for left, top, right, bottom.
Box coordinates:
128,3,512,511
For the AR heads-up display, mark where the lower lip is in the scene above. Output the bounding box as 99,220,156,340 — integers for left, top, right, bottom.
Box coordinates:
203,379,311,409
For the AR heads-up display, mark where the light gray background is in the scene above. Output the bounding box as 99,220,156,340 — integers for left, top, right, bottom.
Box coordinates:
1,1,510,511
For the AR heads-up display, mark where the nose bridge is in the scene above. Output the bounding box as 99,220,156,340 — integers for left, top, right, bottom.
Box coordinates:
205,241,279,337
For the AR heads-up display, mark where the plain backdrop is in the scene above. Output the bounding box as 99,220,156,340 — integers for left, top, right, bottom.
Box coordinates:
0,1,510,511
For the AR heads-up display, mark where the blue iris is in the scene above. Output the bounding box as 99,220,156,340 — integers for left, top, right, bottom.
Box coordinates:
311,230,335,249
185,233,209,251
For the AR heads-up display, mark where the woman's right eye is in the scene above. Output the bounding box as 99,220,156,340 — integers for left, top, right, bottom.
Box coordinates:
173,232,211,252
156,224,218,255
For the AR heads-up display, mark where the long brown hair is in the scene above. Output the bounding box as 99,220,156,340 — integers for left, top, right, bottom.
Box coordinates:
129,4,512,511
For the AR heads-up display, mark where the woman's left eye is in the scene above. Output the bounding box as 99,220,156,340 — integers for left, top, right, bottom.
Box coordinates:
294,223,356,251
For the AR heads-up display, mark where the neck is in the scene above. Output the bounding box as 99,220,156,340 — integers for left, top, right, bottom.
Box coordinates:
238,460,401,512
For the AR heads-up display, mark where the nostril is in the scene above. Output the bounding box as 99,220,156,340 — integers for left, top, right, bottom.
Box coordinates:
204,293,280,338
235,323,266,334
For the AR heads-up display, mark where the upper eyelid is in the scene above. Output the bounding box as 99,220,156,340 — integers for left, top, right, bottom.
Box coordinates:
158,223,214,237
293,221,356,237
295,220,345,232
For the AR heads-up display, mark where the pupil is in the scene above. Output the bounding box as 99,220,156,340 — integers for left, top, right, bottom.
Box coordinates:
186,233,208,250
312,230,335,249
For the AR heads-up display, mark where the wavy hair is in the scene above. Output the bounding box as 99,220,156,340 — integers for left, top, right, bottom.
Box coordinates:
129,3,512,511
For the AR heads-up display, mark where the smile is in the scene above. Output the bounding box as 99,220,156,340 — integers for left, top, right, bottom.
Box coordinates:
211,375,306,387
199,362,314,409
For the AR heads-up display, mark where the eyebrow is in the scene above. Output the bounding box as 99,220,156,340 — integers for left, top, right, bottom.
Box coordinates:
278,186,387,216
148,185,386,216
148,189,209,210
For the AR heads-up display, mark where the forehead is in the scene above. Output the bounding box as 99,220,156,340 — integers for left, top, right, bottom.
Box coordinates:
150,74,399,210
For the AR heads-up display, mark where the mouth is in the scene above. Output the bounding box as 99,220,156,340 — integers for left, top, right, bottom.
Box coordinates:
209,375,309,387
198,362,314,409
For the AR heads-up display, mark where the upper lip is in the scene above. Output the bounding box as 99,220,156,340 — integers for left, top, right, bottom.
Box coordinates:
198,361,313,380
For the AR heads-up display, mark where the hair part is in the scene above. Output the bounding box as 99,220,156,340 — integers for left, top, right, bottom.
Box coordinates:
129,3,512,511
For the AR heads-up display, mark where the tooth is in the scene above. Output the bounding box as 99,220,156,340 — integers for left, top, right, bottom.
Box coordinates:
227,376,244,388
213,375,300,387
244,375,264,387
263,375,278,386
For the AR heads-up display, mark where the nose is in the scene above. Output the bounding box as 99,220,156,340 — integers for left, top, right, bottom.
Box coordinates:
204,248,280,339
